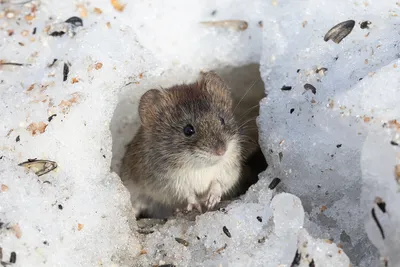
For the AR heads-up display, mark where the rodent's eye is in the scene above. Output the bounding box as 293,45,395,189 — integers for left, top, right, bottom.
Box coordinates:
183,124,195,137
219,117,225,125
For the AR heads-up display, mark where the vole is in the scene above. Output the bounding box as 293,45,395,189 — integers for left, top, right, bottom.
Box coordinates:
120,71,245,218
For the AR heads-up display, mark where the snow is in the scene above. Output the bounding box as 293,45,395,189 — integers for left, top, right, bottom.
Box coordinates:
0,0,399,266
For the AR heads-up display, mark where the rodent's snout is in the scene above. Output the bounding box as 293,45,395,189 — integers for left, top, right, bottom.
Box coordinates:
214,141,226,156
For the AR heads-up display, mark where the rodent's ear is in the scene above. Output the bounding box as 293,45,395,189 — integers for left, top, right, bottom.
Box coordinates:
139,89,161,126
198,71,233,107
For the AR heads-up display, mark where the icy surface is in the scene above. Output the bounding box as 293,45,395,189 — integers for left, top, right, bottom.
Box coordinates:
1,0,398,266
259,0,400,266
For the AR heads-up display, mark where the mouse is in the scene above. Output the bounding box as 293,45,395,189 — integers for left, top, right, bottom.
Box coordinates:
120,71,245,218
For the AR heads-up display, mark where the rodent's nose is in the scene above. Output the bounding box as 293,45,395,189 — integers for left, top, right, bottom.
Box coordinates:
214,142,226,156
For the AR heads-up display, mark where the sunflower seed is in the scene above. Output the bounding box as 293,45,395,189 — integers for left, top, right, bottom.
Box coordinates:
324,20,355,44
18,159,57,176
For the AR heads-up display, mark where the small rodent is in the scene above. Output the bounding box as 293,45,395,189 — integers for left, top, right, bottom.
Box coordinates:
120,71,245,218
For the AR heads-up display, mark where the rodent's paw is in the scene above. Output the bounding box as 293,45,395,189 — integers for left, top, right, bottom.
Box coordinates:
187,202,203,213
205,190,222,210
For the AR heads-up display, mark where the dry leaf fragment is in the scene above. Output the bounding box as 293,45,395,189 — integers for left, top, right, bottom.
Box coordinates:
1,184,9,192
139,249,147,255
78,223,84,231
77,4,88,18
395,165,400,184
111,0,126,12
320,205,327,212
363,116,371,123
106,22,111,28
26,84,35,92
200,20,248,31
25,14,35,21
94,7,103,14
58,93,81,114
95,62,103,70
27,121,48,135
13,224,22,239
71,77,79,84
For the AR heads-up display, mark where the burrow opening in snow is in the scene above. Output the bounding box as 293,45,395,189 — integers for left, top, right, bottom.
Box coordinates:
110,63,267,218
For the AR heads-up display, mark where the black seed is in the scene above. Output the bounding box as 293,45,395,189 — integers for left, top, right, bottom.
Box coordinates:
304,83,316,94
317,185,321,188
297,69,300,73
50,31,65,37
377,202,386,213
211,10,217,16
258,237,266,243
58,204,63,210
159,265,176,267
43,241,49,245
290,250,301,266
371,208,385,239
48,59,58,68
391,141,399,146
0,247,2,261
65,16,83,27
336,144,342,148
268,178,281,189
324,20,356,44
10,252,16,263
16,135,20,142
309,259,315,267
32,27,37,35
63,63,69,82
103,155,106,158
258,21,263,27
281,85,292,91
175,237,189,246
290,108,295,114
256,216,262,222
222,226,231,238
196,236,200,240
359,78,363,81
360,21,371,29
0,156,3,159
375,198,386,213
279,152,283,162
48,114,57,122
334,56,339,61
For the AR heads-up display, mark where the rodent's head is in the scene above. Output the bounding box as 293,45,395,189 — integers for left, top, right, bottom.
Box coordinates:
138,71,241,167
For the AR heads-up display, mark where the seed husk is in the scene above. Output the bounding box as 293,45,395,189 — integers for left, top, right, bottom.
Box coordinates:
222,226,231,238
174,237,189,246
18,159,57,176
324,20,355,44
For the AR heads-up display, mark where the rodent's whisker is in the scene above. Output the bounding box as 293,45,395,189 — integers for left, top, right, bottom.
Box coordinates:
232,78,261,114
238,118,258,129
237,104,260,123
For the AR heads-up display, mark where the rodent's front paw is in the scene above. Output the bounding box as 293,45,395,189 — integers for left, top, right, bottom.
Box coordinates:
187,202,203,213
205,190,222,210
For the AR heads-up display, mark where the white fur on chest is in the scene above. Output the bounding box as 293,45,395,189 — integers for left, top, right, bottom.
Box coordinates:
168,139,241,201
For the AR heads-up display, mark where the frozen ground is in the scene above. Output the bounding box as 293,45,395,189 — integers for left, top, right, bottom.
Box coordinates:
0,0,399,266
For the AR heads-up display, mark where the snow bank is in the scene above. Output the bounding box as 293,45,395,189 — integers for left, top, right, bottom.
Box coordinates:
259,0,400,266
